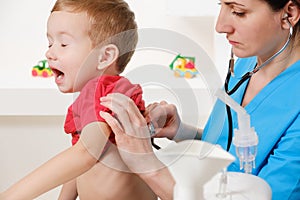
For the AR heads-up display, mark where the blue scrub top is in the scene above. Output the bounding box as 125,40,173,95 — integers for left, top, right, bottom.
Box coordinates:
202,57,300,200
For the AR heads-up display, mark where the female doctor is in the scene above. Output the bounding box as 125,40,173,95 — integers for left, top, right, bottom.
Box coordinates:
100,0,300,199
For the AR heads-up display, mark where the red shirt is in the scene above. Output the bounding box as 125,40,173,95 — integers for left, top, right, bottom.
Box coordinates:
64,75,145,145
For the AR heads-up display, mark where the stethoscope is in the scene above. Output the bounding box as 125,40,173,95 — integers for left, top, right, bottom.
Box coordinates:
149,16,293,151
224,17,293,151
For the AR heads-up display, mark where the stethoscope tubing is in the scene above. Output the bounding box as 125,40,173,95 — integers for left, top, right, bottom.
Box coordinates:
224,28,292,151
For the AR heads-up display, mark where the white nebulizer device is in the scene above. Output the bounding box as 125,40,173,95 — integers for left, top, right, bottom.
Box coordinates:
154,89,269,200
216,89,258,174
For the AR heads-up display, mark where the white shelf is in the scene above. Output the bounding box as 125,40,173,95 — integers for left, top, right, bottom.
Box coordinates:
0,87,212,128
0,89,73,116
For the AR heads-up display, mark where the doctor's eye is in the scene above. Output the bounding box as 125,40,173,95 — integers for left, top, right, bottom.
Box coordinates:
232,11,245,17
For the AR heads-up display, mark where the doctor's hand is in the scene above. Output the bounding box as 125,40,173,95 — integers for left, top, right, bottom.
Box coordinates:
99,93,165,173
144,101,181,140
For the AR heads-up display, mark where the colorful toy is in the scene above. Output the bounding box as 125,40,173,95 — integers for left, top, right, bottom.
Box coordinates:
169,54,198,78
31,60,53,78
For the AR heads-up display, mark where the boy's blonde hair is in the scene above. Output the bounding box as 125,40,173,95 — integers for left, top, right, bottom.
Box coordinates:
51,0,138,72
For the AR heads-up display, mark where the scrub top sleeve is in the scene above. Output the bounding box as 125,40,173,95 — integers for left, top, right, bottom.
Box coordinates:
257,113,300,200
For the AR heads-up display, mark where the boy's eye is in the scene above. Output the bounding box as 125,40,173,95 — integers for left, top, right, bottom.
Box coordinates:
48,44,53,48
61,44,67,47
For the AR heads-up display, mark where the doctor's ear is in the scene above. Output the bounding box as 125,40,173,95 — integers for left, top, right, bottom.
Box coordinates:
97,44,119,70
282,1,300,29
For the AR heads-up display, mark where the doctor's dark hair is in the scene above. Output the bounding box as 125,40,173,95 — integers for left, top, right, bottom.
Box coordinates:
51,0,138,73
263,0,300,10
264,0,300,46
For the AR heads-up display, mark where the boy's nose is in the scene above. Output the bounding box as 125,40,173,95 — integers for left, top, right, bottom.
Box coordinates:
45,48,56,61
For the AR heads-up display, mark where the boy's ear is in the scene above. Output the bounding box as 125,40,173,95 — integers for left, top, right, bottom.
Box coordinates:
97,44,119,70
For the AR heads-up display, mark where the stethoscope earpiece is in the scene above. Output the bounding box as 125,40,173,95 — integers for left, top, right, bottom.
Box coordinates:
282,13,289,20
282,13,293,32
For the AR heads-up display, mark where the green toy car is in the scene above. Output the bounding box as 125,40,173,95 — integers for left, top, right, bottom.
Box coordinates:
31,60,53,78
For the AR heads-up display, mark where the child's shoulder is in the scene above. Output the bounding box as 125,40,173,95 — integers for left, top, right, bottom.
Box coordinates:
82,75,141,95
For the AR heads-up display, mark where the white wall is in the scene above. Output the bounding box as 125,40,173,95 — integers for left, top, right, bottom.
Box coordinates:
0,0,56,89
0,116,70,199
0,0,229,199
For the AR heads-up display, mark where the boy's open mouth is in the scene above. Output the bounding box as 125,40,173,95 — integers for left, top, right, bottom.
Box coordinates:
50,66,65,83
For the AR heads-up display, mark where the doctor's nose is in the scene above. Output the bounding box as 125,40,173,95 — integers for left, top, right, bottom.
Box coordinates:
215,11,234,34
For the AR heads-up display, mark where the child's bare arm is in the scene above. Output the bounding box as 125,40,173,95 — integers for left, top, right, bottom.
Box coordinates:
58,180,78,200
0,122,110,200
0,140,96,200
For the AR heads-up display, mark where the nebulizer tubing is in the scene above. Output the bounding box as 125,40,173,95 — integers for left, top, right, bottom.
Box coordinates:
215,89,258,174
210,88,259,199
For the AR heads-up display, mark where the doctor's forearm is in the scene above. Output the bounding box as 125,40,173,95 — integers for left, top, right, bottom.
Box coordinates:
173,122,202,142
